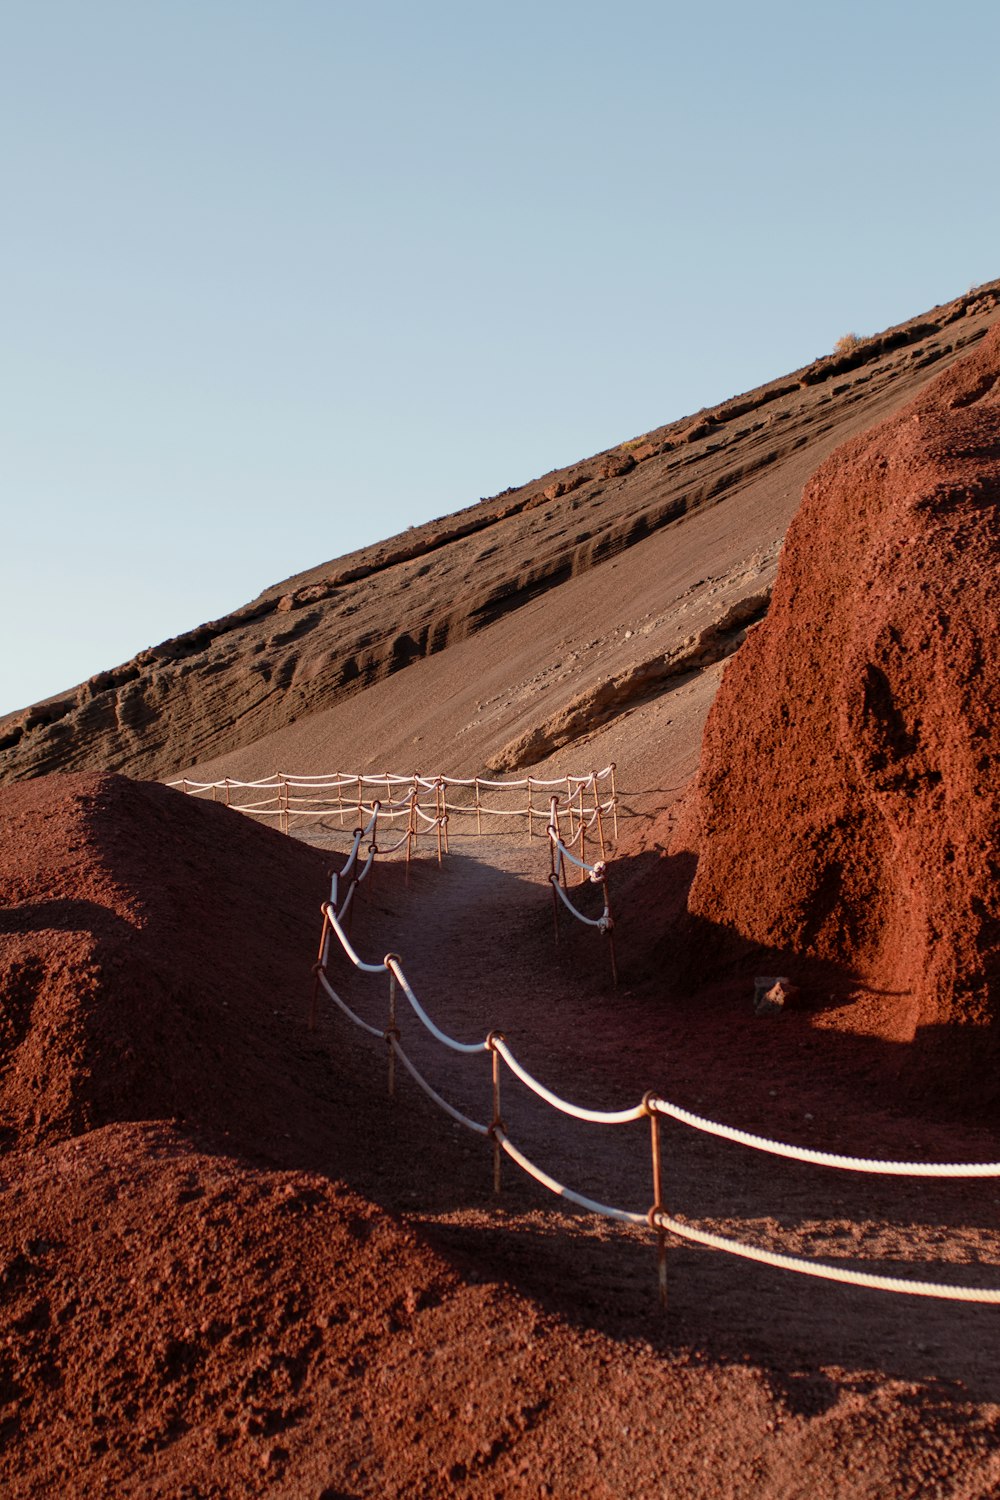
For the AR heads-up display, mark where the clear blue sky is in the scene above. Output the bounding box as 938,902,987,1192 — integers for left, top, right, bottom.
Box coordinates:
2,0,997,715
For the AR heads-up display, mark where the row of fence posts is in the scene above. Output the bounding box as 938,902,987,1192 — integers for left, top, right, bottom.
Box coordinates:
181,767,619,848
547,794,618,985
344,942,667,1306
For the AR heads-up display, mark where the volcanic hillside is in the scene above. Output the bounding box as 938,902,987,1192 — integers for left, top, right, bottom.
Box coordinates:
2,282,999,791
4,772,1000,1499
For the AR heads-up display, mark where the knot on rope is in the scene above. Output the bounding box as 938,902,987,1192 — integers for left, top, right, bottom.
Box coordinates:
589,861,606,883
598,915,614,934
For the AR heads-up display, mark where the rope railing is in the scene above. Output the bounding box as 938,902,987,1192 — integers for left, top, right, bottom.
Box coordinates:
310,830,1000,1310
169,765,619,843
546,794,617,982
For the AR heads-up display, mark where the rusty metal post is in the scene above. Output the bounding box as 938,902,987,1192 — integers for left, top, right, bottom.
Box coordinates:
604,877,618,987
475,777,482,837
387,964,398,1098
595,801,608,862
551,797,568,889
224,778,231,807
488,1033,505,1195
309,909,330,1031
366,802,380,900
527,777,534,842
181,778,189,795
592,773,608,861
405,790,416,886
435,780,444,865
548,826,560,944
646,1096,667,1310
579,821,587,885
610,763,619,840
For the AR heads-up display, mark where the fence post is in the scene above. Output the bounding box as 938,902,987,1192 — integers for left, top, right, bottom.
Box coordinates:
603,873,618,987
475,777,482,837
645,1095,667,1310
488,1032,505,1194
527,777,534,842
435,780,444,865
386,959,399,1098
309,907,331,1032
551,797,568,888
548,815,560,944
405,788,416,886
366,802,380,899
610,763,619,840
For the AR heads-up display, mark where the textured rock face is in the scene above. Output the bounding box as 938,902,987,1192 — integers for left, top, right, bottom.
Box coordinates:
2,283,998,785
689,327,1000,1093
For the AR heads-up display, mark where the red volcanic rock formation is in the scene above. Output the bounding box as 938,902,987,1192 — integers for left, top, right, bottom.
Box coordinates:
689,327,1000,1099
0,773,331,1154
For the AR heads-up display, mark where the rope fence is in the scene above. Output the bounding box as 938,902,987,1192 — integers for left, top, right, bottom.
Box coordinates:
174,764,620,972
168,765,619,845
310,828,1000,1311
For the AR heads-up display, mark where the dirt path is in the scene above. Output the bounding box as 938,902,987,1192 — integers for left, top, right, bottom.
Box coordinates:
308,813,1000,1423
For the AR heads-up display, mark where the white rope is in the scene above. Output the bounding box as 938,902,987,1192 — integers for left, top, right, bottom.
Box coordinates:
337,877,359,921
647,1098,1000,1178
654,1213,1000,1302
317,969,384,1039
385,957,489,1055
389,1037,490,1136
494,1129,648,1224
549,832,603,878
492,1038,645,1124
378,829,413,855
324,904,388,975
338,829,365,884
550,874,611,930
354,843,377,888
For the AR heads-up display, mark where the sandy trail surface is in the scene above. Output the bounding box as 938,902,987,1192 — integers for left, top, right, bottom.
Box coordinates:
303,805,1000,1491
3,776,1000,1497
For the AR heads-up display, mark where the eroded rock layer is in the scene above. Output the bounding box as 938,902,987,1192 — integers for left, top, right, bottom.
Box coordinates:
2,283,998,783
689,326,1000,1097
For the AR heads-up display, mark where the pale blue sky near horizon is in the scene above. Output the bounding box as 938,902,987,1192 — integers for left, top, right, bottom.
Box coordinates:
2,0,997,715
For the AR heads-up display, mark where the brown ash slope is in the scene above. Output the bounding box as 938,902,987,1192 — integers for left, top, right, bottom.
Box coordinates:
2,282,999,786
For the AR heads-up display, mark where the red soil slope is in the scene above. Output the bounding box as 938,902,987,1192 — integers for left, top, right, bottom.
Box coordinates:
4,778,1000,1496
688,326,1000,1103
0,773,334,1156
